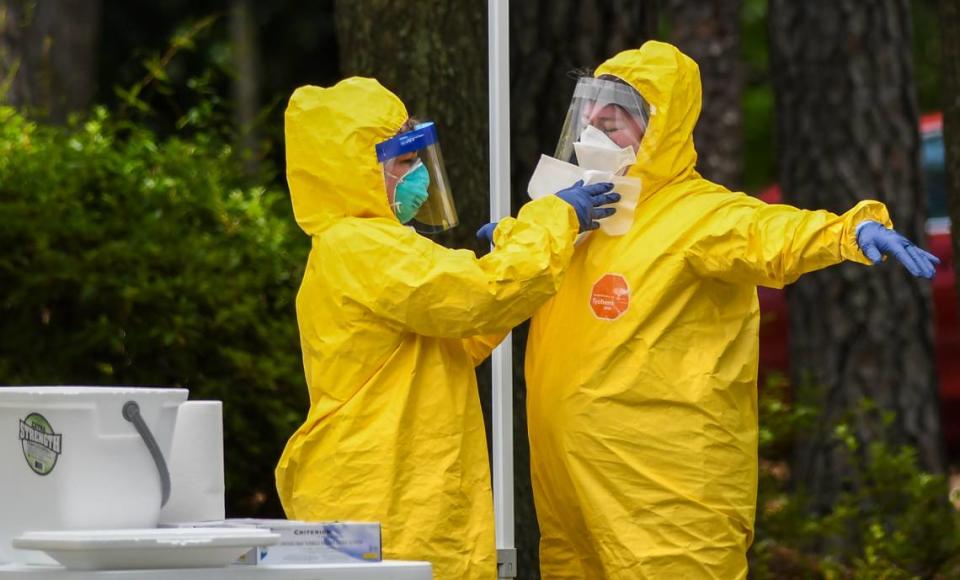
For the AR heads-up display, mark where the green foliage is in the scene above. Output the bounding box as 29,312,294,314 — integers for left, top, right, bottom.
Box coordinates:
913,0,942,114
111,15,236,140
750,378,960,578
742,0,776,194
0,105,308,516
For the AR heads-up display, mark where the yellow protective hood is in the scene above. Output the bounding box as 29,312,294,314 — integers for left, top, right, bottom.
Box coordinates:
284,78,408,235
595,40,702,198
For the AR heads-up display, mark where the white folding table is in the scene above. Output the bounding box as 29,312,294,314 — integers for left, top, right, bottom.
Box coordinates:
0,562,431,580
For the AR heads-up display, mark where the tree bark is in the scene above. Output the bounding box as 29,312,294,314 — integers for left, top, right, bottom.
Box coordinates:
665,0,743,189
335,0,487,253
230,0,260,174
943,0,960,322
0,0,101,121
770,0,944,512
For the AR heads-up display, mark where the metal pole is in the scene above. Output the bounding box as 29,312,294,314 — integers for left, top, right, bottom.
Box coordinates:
488,0,516,577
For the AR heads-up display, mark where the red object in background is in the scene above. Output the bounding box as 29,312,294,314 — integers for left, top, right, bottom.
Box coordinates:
757,112,960,456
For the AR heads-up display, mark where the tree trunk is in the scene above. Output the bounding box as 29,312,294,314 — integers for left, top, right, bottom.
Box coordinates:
0,0,101,121
943,0,960,322
770,0,944,513
230,0,260,174
335,0,487,253
664,0,743,190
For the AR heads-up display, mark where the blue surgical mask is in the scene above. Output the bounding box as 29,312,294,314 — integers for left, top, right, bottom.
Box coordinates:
394,161,430,224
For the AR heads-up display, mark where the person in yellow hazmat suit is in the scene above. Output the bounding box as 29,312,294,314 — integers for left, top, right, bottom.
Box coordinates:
274,77,620,580
523,41,940,579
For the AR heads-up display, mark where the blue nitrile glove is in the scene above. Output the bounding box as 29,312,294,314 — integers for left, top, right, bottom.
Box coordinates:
856,221,940,279
477,222,499,245
555,180,620,233
322,523,376,561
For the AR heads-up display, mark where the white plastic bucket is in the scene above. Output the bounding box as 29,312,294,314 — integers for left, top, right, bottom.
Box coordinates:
0,386,188,564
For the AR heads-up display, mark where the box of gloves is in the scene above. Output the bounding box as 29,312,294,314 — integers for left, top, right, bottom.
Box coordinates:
225,518,382,565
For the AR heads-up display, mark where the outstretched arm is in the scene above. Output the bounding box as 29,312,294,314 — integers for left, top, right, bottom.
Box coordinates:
685,195,935,287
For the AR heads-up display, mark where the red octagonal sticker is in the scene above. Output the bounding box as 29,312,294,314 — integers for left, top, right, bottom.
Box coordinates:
590,273,630,320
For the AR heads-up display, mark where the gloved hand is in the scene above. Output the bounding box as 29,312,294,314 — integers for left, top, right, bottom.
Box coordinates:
555,180,620,233
476,222,499,246
856,221,940,279
321,523,375,561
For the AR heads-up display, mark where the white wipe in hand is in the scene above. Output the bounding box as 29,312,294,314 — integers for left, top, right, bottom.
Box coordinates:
527,155,584,201
583,170,640,236
526,155,641,237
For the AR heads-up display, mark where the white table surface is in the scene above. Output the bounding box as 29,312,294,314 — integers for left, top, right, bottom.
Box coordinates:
0,562,432,580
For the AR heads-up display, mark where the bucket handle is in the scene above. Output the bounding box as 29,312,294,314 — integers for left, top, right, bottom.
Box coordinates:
122,401,171,507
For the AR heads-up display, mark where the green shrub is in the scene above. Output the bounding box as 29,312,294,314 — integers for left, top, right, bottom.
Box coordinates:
0,106,308,516
750,377,960,578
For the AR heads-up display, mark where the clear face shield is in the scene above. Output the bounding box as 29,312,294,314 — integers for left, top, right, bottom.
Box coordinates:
376,121,458,234
554,77,650,173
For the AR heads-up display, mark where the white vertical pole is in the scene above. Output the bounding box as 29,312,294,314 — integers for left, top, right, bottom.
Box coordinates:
488,0,516,578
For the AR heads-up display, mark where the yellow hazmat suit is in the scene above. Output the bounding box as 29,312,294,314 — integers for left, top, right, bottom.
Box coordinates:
275,77,580,580
526,41,892,579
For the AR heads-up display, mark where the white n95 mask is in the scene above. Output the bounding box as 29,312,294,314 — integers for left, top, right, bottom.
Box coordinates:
573,125,636,175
